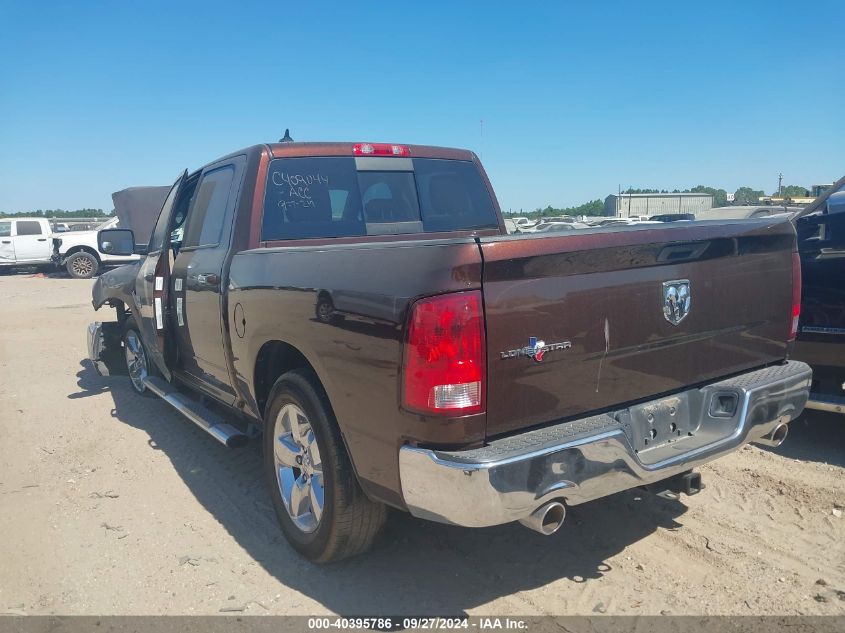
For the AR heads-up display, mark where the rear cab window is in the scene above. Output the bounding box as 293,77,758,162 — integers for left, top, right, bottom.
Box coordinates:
260,156,498,241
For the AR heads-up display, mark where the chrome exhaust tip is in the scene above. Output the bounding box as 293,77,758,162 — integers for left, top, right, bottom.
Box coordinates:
519,501,566,535
755,423,789,447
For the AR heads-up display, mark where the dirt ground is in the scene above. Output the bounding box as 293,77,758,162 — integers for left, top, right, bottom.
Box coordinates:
0,273,843,616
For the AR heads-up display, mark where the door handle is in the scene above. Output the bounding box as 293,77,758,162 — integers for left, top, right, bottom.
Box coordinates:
1,240,9,244
197,273,220,286
37,238,47,241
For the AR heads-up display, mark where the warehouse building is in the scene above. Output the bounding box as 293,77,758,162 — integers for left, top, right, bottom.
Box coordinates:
604,192,714,218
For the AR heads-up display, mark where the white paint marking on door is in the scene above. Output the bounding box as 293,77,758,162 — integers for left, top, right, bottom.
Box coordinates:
174,278,183,292
154,298,164,330
154,276,163,291
176,297,184,326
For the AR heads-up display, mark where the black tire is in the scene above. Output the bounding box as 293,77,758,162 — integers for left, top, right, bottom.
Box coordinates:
123,319,155,397
263,369,386,562
66,251,99,279
315,296,335,324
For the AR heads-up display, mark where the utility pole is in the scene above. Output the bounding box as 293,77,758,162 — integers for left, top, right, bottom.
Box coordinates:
618,184,621,217
778,173,783,197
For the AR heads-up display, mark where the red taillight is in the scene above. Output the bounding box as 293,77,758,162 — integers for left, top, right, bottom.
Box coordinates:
353,143,410,157
402,291,485,416
790,251,801,341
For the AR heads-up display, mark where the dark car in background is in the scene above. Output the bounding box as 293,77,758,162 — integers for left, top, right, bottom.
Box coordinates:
650,213,696,222
793,177,845,414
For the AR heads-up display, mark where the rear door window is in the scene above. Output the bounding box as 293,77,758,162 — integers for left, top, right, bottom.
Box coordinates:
0,222,11,237
261,157,498,241
15,220,43,236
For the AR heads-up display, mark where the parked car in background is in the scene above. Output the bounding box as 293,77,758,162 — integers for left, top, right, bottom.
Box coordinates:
510,216,533,229
696,206,799,221
596,218,629,226
52,216,141,279
87,140,809,562
51,187,170,279
650,213,696,222
503,218,520,234
0,217,54,270
532,221,589,232
792,177,845,415
68,222,100,231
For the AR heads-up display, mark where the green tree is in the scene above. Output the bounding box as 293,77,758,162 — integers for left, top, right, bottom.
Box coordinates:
734,187,765,205
778,185,809,198
688,185,728,208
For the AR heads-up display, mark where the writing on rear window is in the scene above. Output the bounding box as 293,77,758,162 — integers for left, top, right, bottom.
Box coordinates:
261,157,497,241
271,170,331,214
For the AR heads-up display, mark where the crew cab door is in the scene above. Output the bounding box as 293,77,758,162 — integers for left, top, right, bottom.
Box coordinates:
169,158,244,402
0,221,14,263
134,171,188,380
11,220,51,261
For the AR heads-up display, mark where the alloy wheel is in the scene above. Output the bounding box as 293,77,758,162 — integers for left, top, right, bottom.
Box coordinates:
71,256,94,277
124,330,148,392
273,403,324,533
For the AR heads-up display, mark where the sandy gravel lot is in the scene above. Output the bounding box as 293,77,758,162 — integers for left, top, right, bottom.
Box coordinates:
0,273,843,616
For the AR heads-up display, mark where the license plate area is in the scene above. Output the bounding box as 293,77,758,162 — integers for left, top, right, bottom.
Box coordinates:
627,394,693,453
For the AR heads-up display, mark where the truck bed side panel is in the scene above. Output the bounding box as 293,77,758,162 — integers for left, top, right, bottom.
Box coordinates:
228,239,483,507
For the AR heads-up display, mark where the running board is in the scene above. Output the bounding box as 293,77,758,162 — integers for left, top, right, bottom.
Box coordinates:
805,394,845,415
142,376,249,447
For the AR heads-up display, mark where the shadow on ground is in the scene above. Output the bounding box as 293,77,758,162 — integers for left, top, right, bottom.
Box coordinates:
0,265,98,279
765,410,845,468
72,361,691,615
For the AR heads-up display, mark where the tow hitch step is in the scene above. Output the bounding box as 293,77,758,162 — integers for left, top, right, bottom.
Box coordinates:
646,470,704,500
142,376,249,448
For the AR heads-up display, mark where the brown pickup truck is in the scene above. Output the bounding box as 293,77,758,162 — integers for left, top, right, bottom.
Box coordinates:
87,141,811,562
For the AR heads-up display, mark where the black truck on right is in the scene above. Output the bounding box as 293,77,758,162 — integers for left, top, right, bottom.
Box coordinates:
793,174,845,415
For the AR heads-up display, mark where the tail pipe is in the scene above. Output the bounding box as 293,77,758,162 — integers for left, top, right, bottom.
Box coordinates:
755,422,789,448
519,501,566,535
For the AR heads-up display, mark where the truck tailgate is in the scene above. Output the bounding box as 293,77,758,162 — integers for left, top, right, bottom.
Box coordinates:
480,220,796,437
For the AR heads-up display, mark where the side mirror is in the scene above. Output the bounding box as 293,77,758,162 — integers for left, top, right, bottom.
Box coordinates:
98,228,136,256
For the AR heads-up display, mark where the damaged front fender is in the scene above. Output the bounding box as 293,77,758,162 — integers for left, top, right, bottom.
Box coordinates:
92,262,140,310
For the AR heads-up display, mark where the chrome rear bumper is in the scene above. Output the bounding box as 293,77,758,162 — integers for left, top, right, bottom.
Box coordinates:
399,361,812,528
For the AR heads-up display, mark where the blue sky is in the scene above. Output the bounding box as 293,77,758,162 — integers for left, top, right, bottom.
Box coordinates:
1,1,842,214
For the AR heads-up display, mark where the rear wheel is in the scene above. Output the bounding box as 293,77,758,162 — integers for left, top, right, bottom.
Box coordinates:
123,321,154,397
66,251,98,279
263,369,386,562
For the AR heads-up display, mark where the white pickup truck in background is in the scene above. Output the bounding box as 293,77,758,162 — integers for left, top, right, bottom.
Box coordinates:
0,217,54,270
51,216,139,278
0,216,140,278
